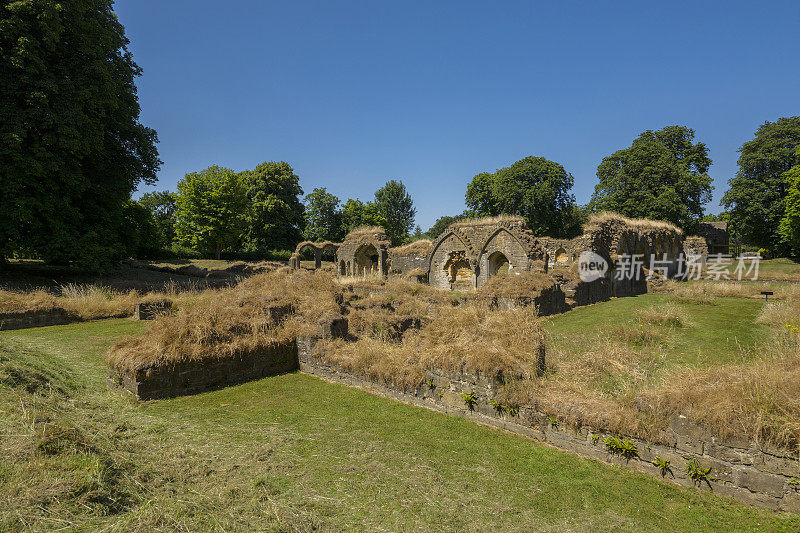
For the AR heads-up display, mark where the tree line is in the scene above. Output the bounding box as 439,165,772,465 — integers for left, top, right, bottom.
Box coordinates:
424,120,800,258
131,170,417,259
2,1,799,270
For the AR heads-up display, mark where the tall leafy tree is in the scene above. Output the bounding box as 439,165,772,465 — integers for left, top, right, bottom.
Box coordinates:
241,161,304,252
174,166,248,259
590,126,712,232
0,0,160,268
778,147,800,256
374,180,416,245
424,213,477,240
137,191,177,248
303,188,343,242
120,201,160,258
340,199,386,235
722,117,800,251
465,156,580,237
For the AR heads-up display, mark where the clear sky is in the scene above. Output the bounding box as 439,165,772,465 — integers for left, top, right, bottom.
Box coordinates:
117,0,800,231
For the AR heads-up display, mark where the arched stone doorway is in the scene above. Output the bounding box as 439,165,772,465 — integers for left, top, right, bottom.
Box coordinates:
354,244,380,276
487,251,510,277
444,252,474,290
554,247,569,266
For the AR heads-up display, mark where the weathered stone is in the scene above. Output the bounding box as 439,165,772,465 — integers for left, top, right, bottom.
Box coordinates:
734,467,787,498
317,315,348,340
133,299,173,320
262,302,295,324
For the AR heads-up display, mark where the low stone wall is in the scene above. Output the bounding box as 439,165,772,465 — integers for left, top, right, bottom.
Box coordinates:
0,309,76,331
388,253,429,280
107,340,298,400
133,299,173,320
297,336,800,512
489,284,567,316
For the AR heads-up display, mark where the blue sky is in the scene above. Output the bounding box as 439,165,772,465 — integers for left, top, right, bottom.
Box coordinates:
117,0,800,231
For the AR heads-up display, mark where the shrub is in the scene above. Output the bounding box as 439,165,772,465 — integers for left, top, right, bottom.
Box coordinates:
459,391,478,410
686,458,713,485
604,435,638,459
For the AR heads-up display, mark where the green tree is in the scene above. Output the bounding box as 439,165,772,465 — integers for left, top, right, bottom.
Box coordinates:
241,161,304,252
374,180,416,245
778,147,800,256
0,0,161,268
174,166,248,259
723,117,800,251
425,214,467,240
120,201,160,258
465,156,580,237
303,188,343,242
340,199,386,235
590,126,712,232
137,191,177,248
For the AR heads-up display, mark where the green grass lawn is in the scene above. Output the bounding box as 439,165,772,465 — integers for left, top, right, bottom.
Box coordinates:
543,293,769,367
2,319,799,531
722,258,800,282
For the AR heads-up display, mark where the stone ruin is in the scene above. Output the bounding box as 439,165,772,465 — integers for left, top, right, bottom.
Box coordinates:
290,240,340,270
329,214,700,310
282,213,713,313
334,227,391,278
424,216,548,290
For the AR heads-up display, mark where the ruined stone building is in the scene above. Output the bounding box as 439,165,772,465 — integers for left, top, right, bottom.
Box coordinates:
334,227,391,278
295,213,715,310
423,216,548,290
697,221,730,255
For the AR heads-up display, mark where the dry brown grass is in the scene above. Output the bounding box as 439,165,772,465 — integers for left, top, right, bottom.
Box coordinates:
344,226,385,239
449,214,525,228
644,333,800,448
390,240,432,256
634,302,689,328
658,280,800,301
757,299,800,329
0,285,172,320
477,271,555,299
587,211,682,234
105,270,343,372
318,305,546,388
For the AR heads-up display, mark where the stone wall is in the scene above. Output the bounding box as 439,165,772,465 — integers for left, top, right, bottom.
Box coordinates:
290,241,340,270
296,336,800,511
107,340,298,400
133,299,173,320
427,216,547,290
683,235,709,264
0,309,76,331
336,228,391,278
388,241,431,280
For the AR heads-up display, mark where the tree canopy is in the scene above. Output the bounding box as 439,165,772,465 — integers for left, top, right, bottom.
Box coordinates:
465,156,581,238
374,180,416,246
0,0,160,268
722,117,800,251
174,166,248,259
303,188,343,242
340,199,387,236
241,161,304,252
137,191,177,249
778,147,800,256
589,126,712,232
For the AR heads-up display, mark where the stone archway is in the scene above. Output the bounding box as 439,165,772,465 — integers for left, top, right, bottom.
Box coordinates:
354,243,380,277
554,247,570,266
298,243,320,269
487,251,510,277
443,251,474,289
